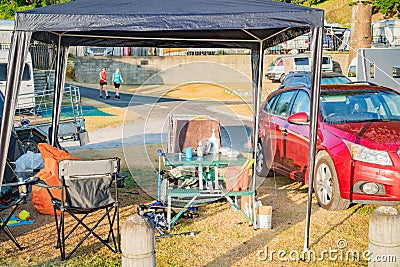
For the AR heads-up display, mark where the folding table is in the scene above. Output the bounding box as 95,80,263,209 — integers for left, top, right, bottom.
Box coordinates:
163,152,255,230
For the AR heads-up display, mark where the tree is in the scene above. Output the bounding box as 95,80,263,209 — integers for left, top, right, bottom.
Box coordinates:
0,0,72,19
348,1,373,64
373,0,400,18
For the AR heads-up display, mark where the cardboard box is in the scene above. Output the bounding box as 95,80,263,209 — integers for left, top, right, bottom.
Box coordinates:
240,195,252,218
256,205,272,229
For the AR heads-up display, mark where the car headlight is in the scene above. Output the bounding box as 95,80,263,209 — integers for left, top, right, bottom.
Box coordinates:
342,140,392,166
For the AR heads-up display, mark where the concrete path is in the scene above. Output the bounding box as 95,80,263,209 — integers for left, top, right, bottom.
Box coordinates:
65,84,253,153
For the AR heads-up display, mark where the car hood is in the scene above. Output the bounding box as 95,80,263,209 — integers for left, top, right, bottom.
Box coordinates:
328,121,400,149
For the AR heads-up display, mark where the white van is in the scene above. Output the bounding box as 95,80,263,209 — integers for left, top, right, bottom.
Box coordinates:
266,54,333,82
347,48,400,90
0,50,35,111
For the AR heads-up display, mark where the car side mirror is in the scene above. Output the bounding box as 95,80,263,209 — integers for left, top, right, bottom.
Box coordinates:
288,112,309,125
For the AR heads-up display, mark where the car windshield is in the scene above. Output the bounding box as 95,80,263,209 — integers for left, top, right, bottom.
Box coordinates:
320,90,400,124
321,76,352,85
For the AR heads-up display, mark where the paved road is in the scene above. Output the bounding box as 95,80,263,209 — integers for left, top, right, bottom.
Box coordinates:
74,84,183,108
67,84,253,153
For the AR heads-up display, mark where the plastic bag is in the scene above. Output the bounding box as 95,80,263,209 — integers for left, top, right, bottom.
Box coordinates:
15,151,44,172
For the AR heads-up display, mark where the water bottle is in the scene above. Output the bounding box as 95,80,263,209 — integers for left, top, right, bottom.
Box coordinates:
197,141,203,157
18,177,27,195
209,129,219,154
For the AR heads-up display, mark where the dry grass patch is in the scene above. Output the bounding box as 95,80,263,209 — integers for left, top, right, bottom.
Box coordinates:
79,98,142,132
0,151,385,267
214,103,253,118
165,83,245,101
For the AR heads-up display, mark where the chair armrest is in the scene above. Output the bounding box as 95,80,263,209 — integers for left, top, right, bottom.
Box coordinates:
1,176,40,188
32,178,63,189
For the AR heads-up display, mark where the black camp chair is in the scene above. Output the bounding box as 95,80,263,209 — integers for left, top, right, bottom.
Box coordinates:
0,88,38,250
36,158,121,260
0,176,38,250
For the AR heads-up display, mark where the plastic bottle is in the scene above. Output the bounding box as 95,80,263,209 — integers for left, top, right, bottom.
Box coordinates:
209,129,219,153
197,141,203,157
18,177,27,195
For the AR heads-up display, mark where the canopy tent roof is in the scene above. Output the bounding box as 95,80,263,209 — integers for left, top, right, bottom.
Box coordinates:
14,0,323,48
0,0,325,251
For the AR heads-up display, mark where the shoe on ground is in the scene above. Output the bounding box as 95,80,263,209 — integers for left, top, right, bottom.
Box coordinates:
100,95,103,98
115,95,118,98
117,95,120,99
106,95,110,99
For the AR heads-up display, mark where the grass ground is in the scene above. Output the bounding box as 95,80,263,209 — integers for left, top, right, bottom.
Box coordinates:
1,151,379,266
1,82,393,266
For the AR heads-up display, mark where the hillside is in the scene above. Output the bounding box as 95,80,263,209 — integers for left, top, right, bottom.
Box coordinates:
312,0,395,28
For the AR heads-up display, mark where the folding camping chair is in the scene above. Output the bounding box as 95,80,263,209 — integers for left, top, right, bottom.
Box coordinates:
35,158,121,260
0,176,38,250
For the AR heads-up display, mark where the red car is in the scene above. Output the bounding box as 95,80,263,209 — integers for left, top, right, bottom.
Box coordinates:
256,84,400,210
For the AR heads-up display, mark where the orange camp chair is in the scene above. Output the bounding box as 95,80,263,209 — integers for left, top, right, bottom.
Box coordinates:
31,143,80,215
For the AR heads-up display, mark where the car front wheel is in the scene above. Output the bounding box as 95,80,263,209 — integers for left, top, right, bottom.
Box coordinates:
314,151,350,211
18,133,45,154
256,141,268,177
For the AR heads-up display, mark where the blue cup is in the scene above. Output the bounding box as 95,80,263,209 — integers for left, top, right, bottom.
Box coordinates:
185,147,193,160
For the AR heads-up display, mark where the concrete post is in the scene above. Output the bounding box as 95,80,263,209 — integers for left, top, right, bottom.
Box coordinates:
121,215,156,267
368,206,400,266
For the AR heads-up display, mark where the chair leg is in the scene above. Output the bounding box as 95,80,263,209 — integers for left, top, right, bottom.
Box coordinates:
105,206,119,252
60,210,66,261
62,207,119,260
0,222,23,250
116,203,121,252
0,202,23,250
53,207,61,249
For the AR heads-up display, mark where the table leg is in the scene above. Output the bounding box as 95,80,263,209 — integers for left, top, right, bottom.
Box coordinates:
214,166,219,190
225,195,253,224
198,166,203,190
167,193,172,231
206,166,213,192
169,196,198,229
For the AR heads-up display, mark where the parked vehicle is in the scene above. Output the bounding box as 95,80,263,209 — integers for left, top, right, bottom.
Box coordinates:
14,85,89,153
0,20,88,153
278,71,352,89
266,54,333,82
347,48,400,90
84,46,114,56
256,84,400,210
0,50,35,112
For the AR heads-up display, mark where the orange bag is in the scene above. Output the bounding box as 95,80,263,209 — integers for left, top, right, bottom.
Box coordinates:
31,143,81,215
223,166,250,192
223,159,254,192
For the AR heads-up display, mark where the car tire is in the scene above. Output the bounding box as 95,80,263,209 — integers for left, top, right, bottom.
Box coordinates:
18,133,45,153
256,140,268,177
314,151,350,211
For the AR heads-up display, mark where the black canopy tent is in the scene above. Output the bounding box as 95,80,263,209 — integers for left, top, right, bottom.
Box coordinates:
0,0,324,250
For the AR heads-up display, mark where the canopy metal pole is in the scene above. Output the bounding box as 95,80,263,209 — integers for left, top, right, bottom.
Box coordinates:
304,26,324,252
0,31,31,186
50,36,68,147
251,41,264,229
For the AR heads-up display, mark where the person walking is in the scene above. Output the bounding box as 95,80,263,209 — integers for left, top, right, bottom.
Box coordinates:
112,68,124,99
99,66,110,99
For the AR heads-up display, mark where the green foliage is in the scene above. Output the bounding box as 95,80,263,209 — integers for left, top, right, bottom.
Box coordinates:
304,0,327,6
0,0,72,19
274,0,308,5
0,3,16,19
373,0,400,18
